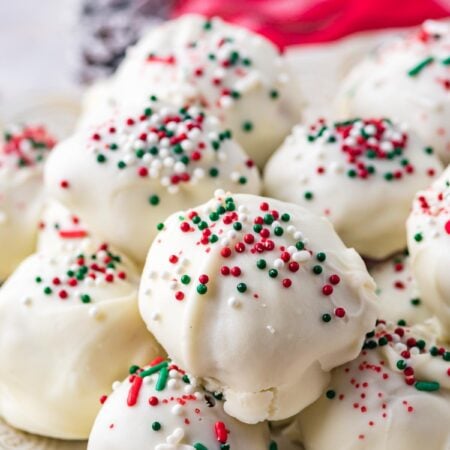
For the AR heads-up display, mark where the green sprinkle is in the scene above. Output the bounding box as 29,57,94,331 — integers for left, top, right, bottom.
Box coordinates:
443,352,450,361
424,146,434,154
213,391,223,400
415,380,440,392
253,224,263,233
197,284,208,295
313,265,323,275
129,365,140,374
316,252,326,262
209,212,219,221
295,241,304,250
378,336,388,346
156,223,164,231
237,283,247,293
264,213,274,225
194,444,208,450
238,176,247,185
442,56,450,65
152,421,161,431
269,441,278,450
430,346,439,356
322,313,332,323
269,89,279,99
304,191,314,200
203,20,212,30
209,167,219,177
414,233,423,242
44,287,52,295
415,339,426,350
325,389,336,399
97,154,106,163
233,222,242,231
411,298,421,306
269,269,278,278
155,366,169,391
257,259,267,269
182,374,190,384
274,226,284,236
407,56,435,77
139,361,168,378
397,319,407,326
181,275,191,285
242,121,253,132
117,161,126,169
35,276,42,283
148,195,160,206
109,143,118,150
396,360,407,370
80,294,91,303
144,107,153,116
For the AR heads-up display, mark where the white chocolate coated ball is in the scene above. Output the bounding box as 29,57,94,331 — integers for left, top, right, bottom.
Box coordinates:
264,118,442,259
46,99,261,265
407,165,450,337
0,124,56,279
139,192,377,424
0,242,162,439
336,21,450,163
88,359,271,450
296,321,450,450
79,14,301,167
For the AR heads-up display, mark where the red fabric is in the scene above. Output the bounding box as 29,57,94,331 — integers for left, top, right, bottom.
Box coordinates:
172,0,450,48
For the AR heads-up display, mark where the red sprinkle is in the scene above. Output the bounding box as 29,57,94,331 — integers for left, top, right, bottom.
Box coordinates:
127,376,143,406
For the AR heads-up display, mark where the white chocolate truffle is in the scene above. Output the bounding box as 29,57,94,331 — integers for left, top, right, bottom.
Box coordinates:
37,200,92,253
45,98,261,265
88,358,271,450
139,192,378,424
407,165,450,337
336,20,450,163
264,118,443,259
296,321,450,450
370,252,431,326
80,14,301,167
0,124,56,279
0,242,162,439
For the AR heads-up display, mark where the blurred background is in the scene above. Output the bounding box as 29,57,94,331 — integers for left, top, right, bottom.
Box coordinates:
0,0,449,136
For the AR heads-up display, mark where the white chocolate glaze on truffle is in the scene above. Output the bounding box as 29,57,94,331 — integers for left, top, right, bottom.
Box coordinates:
46,98,261,264
0,242,162,439
370,251,431,326
88,358,271,450
0,124,56,279
37,200,92,253
79,14,301,167
296,320,450,450
336,20,450,163
264,118,442,259
139,191,377,424
407,165,450,337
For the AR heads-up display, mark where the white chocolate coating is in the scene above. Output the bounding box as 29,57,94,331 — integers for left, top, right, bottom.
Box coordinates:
296,321,450,450
37,200,93,253
407,165,450,337
79,14,301,167
0,242,162,439
370,252,431,326
139,191,378,424
264,118,443,259
45,99,261,265
0,124,56,279
88,359,271,450
336,20,450,163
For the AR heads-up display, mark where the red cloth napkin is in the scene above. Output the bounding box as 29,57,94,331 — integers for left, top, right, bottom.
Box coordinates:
173,0,450,48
